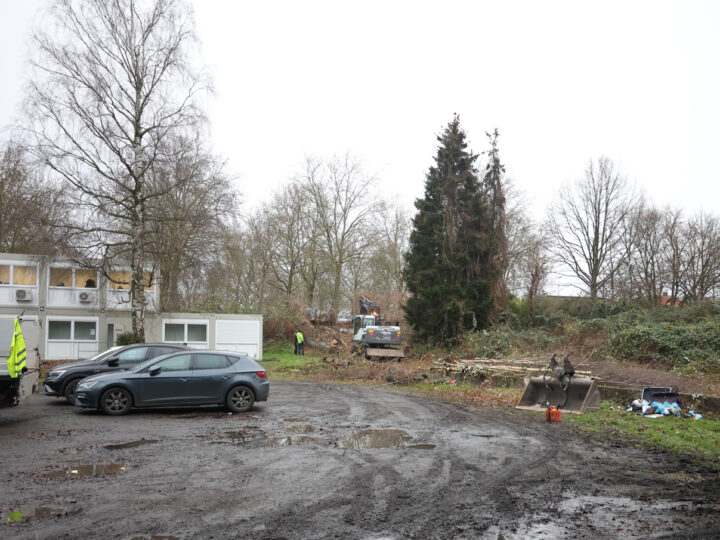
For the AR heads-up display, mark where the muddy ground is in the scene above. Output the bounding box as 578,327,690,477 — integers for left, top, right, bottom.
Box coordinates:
1,382,719,539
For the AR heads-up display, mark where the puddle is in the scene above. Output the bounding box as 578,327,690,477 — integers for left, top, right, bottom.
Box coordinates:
266,436,317,447
409,444,436,450
27,505,82,519
131,536,179,540
471,433,496,438
104,439,158,450
33,507,59,518
341,429,412,449
288,424,315,433
44,463,126,479
223,430,253,444
283,418,309,422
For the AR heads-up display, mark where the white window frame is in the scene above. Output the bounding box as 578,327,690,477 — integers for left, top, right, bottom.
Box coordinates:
45,315,99,360
47,265,99,290
0,261,39,287
162,318,209,349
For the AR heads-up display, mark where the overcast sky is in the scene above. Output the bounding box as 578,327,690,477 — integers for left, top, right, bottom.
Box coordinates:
2,0,719,228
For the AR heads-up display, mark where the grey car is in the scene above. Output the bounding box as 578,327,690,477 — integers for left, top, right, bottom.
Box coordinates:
73,350,269,415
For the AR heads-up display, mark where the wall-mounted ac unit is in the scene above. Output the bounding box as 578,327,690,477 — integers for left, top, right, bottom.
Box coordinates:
77,290,97,304
15,289,33,302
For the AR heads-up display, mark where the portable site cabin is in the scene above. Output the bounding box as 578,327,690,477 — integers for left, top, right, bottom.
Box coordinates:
0,254,263,388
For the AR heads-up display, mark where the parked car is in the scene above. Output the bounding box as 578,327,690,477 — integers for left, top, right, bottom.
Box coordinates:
44,343,190,403
73,350,269,415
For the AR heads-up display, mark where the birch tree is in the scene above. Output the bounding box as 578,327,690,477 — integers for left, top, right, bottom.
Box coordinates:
26,0,207,341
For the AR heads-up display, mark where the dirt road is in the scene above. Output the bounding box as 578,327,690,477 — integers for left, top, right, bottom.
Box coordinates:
1,381,719,539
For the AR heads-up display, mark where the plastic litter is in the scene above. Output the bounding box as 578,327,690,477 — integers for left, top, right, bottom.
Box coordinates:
627,392,702,420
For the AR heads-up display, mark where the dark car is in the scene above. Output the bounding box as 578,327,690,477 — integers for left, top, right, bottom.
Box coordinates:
44,343,190,402
73,350,269,415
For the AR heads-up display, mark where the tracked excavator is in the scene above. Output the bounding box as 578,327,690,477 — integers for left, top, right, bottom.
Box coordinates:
516,354,600,414
351,296,404,362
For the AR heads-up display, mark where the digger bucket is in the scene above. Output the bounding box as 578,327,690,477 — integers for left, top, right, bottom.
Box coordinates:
515,377,601,414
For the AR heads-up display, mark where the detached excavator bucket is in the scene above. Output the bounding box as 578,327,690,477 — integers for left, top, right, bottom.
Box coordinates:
515,377,601,414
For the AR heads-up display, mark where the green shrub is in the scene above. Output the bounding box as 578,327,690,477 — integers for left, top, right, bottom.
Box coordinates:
463,326,559,358
115,331,136,346
610,319,720,372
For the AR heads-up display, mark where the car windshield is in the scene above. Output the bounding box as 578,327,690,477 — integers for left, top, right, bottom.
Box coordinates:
87,345,124,363
133,352,176,373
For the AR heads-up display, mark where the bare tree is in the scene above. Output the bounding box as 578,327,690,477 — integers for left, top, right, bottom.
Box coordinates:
679,213,720,303
546,157,636,299
662,208,686,305
148,136,238,311
523,234,550,320
365,203,411,296
623,204,666,305
304,154,383,322
0,140,68,255
503,179,535,296
262,180,320,298
26,0,207,341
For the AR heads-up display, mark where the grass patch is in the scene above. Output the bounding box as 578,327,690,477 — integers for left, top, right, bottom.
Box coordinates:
259,346,322,378
568,402,720,461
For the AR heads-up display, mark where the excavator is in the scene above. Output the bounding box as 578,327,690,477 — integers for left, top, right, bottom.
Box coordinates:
516,354,600,414
351,296,404,362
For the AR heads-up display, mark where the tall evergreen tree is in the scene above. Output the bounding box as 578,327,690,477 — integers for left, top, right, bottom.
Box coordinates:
404,116,495,344
482,129,509,314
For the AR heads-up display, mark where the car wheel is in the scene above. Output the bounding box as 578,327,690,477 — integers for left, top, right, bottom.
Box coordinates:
226,385,255,413
63,378,82,403
100,388,132,415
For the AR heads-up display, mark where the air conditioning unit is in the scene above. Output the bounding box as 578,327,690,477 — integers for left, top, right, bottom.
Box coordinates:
15,289,33,302
77,290,97,304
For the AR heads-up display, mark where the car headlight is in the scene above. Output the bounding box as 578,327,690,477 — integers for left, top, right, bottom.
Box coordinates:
76,381,98,391
47,369,67,379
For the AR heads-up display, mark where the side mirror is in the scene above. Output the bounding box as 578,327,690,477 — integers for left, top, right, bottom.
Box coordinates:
149,365,161,376
107,358,119,367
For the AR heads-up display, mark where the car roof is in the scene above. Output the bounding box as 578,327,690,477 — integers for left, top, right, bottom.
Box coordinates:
172,349,248,355
122,343,189,348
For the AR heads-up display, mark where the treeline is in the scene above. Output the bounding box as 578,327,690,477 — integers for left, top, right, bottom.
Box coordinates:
192,155,410,324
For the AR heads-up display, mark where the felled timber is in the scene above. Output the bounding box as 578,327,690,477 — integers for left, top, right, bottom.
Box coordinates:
431,357,592,380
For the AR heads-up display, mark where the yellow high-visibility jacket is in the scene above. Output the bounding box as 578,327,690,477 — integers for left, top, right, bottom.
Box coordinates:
296,332,304,344
7,318,27,378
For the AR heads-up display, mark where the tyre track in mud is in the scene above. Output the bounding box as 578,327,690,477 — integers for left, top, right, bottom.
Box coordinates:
1,382,719,539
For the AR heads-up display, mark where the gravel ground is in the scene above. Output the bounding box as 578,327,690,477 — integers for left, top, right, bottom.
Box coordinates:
1,381,719,539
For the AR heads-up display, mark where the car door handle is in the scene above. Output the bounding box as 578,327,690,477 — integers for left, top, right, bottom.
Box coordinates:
222,375,231,380
180,378,190,382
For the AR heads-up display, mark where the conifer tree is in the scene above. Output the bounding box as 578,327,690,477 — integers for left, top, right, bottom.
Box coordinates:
403,116,495,344
482,129,509,314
